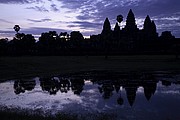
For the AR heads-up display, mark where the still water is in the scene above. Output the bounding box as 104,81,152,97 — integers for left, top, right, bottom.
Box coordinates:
0,71,180,120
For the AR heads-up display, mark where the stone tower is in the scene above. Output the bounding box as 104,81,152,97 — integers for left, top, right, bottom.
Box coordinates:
101,17,111,35
143,15,158,40
124,9,138,32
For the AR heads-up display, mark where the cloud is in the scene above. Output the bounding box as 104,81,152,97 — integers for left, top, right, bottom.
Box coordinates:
68,21,102,29
152,12,180,37
26,6,49,12
25,2,60,12
50,4,60,12
21,27,72,36
27,18,52,23
0,0,41,4
58,0,180,37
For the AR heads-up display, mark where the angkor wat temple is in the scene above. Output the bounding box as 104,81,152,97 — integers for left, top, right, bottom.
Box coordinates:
0,9,180,56
90,9,179,55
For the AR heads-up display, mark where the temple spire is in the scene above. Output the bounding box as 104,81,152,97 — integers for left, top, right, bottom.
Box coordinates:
125,9,137,31
114,22,120,32
144,15,152,31
151,20,157,33
101,17,111,35
143,15,158,39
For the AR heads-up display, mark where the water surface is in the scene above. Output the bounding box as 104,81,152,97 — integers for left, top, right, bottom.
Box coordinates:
0,71,180,120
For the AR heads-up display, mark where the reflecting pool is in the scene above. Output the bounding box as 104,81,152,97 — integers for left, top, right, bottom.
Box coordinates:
0,71,180,120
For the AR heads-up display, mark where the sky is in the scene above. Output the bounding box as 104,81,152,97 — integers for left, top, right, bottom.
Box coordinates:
0,0,180,39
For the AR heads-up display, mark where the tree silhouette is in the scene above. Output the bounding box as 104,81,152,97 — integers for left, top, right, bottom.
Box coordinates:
13,25,20,33
0,38,8,55
116,14,123,30
69,31,84,54
14,79,36,94
117,15,123,23
70,31,84,41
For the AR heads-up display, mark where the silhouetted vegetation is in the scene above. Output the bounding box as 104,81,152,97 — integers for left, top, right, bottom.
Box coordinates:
1,9,180,56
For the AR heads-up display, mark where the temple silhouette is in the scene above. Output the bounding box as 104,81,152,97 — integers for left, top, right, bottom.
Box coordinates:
0,9,180,56
91,9,178,55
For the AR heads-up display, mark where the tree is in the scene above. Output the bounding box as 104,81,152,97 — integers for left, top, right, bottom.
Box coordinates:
70,31,84,41
60,32,70,41
116,15,123,33
20,34,36,54
60,32,67,38
117,15,123,23
116,15,123,29
38,31,58,55
13,25,20,33
69,31,84,50
0,38,8,55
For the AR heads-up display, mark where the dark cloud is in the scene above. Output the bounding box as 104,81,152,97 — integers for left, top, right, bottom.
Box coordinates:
50,4,60,12
27,18,52,23
0,0,41,4
26,6,49,12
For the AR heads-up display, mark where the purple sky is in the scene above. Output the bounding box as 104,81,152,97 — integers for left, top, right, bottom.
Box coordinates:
0,0,180,39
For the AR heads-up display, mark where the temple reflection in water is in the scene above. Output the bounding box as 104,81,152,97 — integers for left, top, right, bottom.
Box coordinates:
13,71,180,106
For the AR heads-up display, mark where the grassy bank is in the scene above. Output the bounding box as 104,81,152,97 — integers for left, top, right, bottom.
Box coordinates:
0,55,180,81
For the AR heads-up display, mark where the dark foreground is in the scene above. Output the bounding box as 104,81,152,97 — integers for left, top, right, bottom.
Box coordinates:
1,55,180,81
